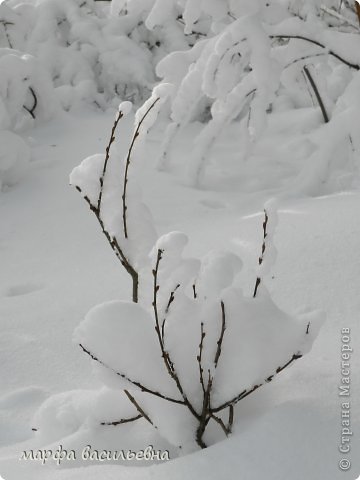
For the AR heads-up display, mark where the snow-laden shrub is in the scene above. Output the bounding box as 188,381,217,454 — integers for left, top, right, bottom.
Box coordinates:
140,0,360,190
0,46,57,190
0,0,204,108
35,95,324,454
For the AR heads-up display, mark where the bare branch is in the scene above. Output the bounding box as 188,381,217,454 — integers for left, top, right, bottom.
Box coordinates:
152,249,200,420
124,390,155,427
270,34,360,70
355,0,360,24
161,283,180,339
253,210,268,298
227,405,234,433
303,65,330,123
74,186,139,302
23,87,38,119
101,414,142,426
214,301,226,368
0,20,14,48
197,322,206,395
211,352,303,413
122,97,160,239
78,343,184,405
210,413,231,436
97,109,124,212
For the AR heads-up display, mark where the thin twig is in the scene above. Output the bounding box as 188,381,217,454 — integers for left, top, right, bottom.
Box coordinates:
253,210,268,298
78,343,184,405
101,414,142,426
210,413,231,436
197,322,206,395
97,110,124,212
0,20,14,48
227,405,234,433
303,65,330,123
161,283,181,339
152,250,200,420
270,34,360,70
122,97,160,239
214,301,226,368
124,390,155,426
211,352,304,413
75,187,139,302
23,87,38,119
196,369,213,449
285,53,326,68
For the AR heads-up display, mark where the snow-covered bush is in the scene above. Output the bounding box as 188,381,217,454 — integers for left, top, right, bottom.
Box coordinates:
0,47,57,190
48,95,326,453
142,0,360,189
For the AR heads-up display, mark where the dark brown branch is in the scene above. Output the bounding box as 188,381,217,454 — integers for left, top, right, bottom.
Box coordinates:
303,65,330,123
165,283,180,314
355,0,360,24
78,343,184,405
270,34,360,70
124,390,155,427
253,210,268,298
210,413,231,436
74,186,139,302
152,249,200,421
211,352,303,413
0,20,14,48
97,109,124,212
227,405,234,433
161,283,180,339
23,87,38,119
197,322,206,395
122,97,160,239
196,369,213,449
101,414,142,426
214,301,226,368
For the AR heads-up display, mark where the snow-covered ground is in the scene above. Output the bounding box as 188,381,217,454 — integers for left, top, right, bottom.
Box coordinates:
0,106,359,479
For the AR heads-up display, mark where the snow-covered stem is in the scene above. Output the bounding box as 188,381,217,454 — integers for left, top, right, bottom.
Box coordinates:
321,5,360,29
269,35,360,70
